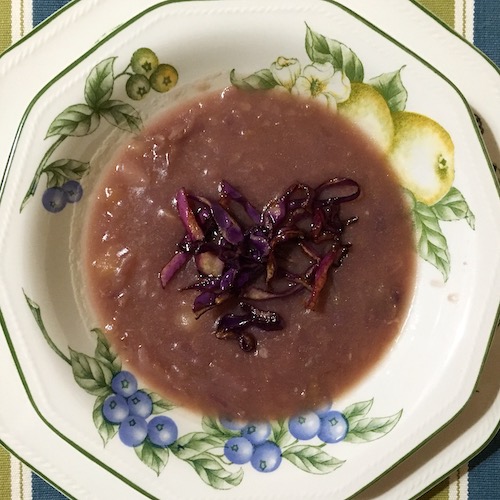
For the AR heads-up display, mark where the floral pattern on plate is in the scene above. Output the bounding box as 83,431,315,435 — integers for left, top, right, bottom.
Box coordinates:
17,26,480,490
24,292,401,489
20,47,177,213
24,28,475,282
230,25,475,281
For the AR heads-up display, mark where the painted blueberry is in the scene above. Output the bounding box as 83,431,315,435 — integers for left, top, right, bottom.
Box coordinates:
241,422,271,445
251,441,282,473
119,415,148,447
62,180,83,203
42,187,67,213
101,394,129,424
223,437,253,464
127,390,153,418
111,371,138,398
288,411,321,440
220,417,247,431
314,402,332,418
318,410,349,444
147,416,178,447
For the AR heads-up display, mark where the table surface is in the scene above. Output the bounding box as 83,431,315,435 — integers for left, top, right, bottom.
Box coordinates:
0,0,498,499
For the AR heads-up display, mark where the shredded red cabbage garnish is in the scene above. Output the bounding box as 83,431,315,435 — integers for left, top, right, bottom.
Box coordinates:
160,178,360,353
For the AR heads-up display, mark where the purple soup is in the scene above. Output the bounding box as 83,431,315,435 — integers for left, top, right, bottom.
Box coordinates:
81,87,416,419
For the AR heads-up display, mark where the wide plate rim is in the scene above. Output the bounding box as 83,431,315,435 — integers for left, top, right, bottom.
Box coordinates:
0,1,498,499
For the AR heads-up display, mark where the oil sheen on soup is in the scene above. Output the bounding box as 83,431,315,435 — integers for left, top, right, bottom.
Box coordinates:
82,87,416,420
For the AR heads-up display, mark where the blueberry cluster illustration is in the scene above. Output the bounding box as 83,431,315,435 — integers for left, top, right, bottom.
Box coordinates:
21,293,405,486
42,180,83,213
102,370,178,448
126,48,178,100
27,48,179,214
289,407,349,443
222,406,349,473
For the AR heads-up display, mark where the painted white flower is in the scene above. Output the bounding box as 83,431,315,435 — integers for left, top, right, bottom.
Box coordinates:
292,62,351,108
271,56,301,91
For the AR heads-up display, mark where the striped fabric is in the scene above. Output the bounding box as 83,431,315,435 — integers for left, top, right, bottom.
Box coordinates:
420,0,500,66
0,446,33,499
0,0,498,499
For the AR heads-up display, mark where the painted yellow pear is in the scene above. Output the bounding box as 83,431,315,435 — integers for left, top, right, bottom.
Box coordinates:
389,112,454,205
337,82,394,152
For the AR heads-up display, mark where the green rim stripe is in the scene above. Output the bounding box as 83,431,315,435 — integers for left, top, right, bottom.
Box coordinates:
0,0,81,59
0,0,12,53
0,438,76,500
0,445,12,498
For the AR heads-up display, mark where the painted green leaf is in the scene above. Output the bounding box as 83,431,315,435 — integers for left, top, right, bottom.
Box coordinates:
202,417,236,440
343,398,373,422
69,348,114,396
46,104,100,137
305,25,364,82
92,394,117,445
143,390,176,414
368,68,408,112
23,291,71,364
21,135,67,211
230,68,278,90
135,440,169,476
282,445,344,474
171,432,223,461
92,328,121,374
412,199,451,281
84,57,115,109
344,410,402,443
271,419,292,447
186,453,243,489
42,159,90,188
99,99,142,133
431,187,475,229
218,454,233,467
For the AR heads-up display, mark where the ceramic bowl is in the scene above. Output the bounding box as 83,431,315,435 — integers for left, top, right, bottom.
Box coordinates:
0,1,499,499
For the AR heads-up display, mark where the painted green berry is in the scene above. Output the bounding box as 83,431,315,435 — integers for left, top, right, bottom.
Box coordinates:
126,74,151,101
150,64,178,93
130,48,159,77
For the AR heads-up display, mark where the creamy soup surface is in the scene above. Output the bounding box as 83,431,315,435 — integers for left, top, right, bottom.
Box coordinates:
82,87,416,420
